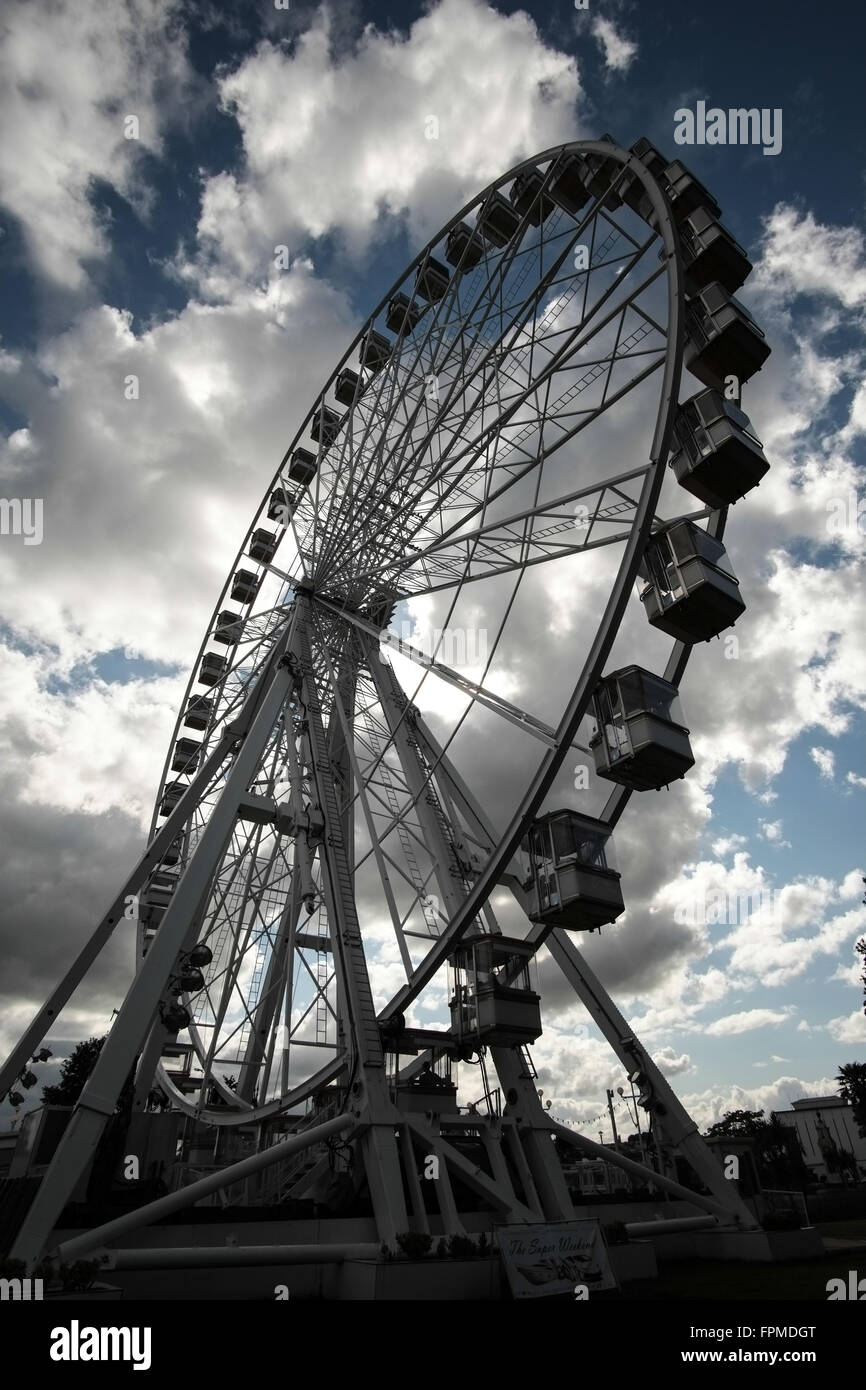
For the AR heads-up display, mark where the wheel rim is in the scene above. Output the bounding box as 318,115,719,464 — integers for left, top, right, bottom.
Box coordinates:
143,140,717,1124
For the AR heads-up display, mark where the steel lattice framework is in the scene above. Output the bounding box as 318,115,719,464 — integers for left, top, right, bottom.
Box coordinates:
3,138,772,1275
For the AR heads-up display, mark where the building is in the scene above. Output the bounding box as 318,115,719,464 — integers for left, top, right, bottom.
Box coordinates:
772,1096,866,1184
563,1157,631,1197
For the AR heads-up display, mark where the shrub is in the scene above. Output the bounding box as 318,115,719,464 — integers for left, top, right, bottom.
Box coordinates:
58,1259,100,1292
395,1231,434,1259
446,1233,478,1258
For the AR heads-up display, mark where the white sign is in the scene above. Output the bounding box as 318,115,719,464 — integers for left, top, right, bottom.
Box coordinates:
497,1220,617,1299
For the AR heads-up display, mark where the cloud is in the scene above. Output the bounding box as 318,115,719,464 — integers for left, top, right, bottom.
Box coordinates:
838,871,864,900
715,870,866,989
712,833,747,857
590,17,637,73
653,1046,692,1076
828,959,864,987
182,0,582,290
0,643,181,820
0,0,196,288
682,548,866,796
681,1076,839,1130
809,746,835,779
530,1026,628,1122
0,265,358,672
758,819,792,848
824,1011,866,1044
0,774,143,1084
752,204,866,316
704,1008,794,1036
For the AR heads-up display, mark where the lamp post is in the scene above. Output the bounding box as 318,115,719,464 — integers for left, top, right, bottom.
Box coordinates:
618,1081,653,1173
606,1088,620,1150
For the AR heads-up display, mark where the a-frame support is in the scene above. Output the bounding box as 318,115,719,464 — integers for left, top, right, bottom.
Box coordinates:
11,613,303,1268
293,598,409,1244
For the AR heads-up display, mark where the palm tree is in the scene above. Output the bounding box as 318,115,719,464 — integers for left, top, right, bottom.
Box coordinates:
836,1062,866,1138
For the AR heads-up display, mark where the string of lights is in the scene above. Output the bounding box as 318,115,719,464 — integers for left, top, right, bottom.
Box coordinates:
537,1088,642,1135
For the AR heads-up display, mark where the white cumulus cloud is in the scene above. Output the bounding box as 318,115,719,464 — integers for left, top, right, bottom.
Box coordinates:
590,17,637,72
705,1008,794,1036
810,746,835,779
183,0,582,291
0,0,195,288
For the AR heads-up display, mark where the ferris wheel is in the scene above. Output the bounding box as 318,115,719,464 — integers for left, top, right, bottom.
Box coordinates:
5,135,773,1268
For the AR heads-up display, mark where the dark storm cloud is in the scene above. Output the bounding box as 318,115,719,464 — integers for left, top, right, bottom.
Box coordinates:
0,780,142,1032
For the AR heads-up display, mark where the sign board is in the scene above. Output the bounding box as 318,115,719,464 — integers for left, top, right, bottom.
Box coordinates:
497,1220,617,1299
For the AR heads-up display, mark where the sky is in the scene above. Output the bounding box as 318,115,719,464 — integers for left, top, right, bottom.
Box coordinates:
0,0,865,1140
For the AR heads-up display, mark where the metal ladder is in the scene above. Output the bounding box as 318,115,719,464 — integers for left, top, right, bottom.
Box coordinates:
259,1096,343,1205
315,950,329,1045
519,1044,538,1081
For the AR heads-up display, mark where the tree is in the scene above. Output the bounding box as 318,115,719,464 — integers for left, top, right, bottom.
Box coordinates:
834,891,866,1138
819,1132,859,1182
41,1035,106,1105
704,1109,809,1190
760,1113,811,1190
836,1062,866,1139
705,1109,767,1139
856,882,866,1013
855,880,866,1014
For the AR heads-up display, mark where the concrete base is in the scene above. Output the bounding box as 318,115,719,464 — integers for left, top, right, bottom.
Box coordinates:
608,1241,657,1283
46,1207,822,1300
337,1257,502,1301
52,1215,379,1301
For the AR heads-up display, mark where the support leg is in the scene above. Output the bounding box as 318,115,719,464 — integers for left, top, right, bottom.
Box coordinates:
11,630,300,1270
